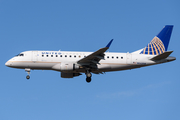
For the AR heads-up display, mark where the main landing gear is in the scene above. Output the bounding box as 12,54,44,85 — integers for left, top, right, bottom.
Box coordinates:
25,68,31,80
86,71,92,83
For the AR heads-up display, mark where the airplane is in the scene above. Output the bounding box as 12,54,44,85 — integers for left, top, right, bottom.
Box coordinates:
5,25,176,83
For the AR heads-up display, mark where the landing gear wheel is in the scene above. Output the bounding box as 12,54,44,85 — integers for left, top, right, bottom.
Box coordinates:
86,77,91,83
26,75,30,80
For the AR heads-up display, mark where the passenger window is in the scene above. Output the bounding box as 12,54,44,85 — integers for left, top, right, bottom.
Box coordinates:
121,57,123,59
51,55,53,57
112,56,114,59
56,55,58,57
70,55,71,57
107,56,109,59
74,55,76,58
42,55,44,57
116,56,118,59
60,55,62,57
65,55,67,57
47,55,48,57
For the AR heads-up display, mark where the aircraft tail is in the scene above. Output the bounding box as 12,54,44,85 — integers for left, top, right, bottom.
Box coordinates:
140,25,173,55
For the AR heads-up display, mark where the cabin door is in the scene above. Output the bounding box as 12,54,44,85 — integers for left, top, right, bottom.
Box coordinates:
32,51,38,62
126,53,132,64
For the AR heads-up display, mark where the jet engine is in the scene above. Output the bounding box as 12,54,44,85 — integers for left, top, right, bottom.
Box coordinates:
60,63,79,71
52,63,80,72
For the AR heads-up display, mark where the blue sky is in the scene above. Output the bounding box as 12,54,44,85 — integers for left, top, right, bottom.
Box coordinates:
0,0,180,120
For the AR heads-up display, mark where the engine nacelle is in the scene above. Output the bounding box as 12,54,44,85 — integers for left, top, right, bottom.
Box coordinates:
52,63,80,72
61,72,82,78
60,63,79,71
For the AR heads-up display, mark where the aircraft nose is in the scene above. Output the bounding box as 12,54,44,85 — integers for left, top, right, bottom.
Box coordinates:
5,61,11,67
5,61,9,66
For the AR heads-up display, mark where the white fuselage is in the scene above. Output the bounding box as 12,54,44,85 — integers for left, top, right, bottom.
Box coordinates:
5,26,176,82
5,50,172,73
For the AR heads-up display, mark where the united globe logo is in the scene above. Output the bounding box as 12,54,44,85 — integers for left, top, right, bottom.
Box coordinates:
140,36,165,55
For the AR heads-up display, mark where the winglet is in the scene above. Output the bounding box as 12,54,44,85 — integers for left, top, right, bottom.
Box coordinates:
106,39,113,48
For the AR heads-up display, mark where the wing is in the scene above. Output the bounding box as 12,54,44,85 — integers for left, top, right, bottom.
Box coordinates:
77,39,113,67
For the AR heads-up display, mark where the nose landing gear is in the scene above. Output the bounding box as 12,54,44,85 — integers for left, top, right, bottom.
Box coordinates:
26,75,30,79
25,68,31,80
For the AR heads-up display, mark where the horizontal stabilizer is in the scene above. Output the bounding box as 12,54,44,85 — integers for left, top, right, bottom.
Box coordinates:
150,51,173,61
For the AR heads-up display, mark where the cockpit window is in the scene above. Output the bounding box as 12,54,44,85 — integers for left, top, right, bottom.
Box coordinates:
16,53,24,56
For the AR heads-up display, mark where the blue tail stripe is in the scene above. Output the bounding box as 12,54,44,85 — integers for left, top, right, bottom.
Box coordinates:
157,25,173,51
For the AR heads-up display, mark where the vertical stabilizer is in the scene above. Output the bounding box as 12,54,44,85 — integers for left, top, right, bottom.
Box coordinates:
140,25,173,55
